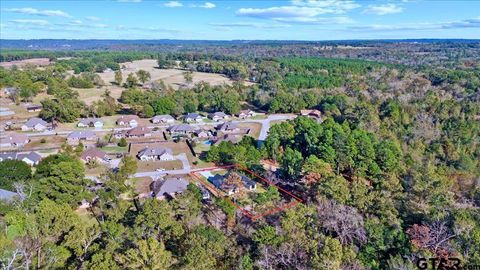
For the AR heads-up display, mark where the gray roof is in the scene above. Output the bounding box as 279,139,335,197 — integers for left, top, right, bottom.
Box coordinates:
185,113,201,120
24,117,48,128
152,177,189,197
17,152,42,163
0,152,17,161
167,124,194,133
79,118,102,125
208,172,256,191
0,133,29,145
68,130,96,139
152,115,174,121
216,121,238,131
137,147,173,157
0,188,18,201
0,151,42,163
208,112,227,118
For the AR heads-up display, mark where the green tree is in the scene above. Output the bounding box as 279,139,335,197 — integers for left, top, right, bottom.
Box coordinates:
36,155,93,207
0,160,32,191
125,73,138,88
114,70,123,86
136,69,151,85
117,237,173,270
118,137,128,147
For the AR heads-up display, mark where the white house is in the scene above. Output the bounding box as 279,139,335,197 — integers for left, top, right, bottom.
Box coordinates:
77,118,104,128
67,131,97,145
208,112,229,122
237,110,256,119
17,152,42,166
21,118,48,131
184,113,203,123
136,147,174,161
116,115,140,127
151,115,175,124
0,133,29,148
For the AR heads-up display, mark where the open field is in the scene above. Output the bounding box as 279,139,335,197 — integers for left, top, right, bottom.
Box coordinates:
0,58,51,69
99,59,238,90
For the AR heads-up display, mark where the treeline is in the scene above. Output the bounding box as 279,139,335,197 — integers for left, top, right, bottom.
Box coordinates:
120,81,244,117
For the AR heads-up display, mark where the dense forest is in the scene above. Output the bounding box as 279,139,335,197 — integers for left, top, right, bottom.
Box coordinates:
0,41,479,269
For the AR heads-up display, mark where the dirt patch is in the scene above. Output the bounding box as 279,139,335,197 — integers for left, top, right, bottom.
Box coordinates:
0,58,51,69
99,59,247,90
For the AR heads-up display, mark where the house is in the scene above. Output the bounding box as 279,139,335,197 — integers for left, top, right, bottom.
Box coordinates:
136,147,174,161
300,109,322,120
237,110,256,119
2,87,17,96
215,121,239,133
214,134,243,145
208,112,229,122
208,171,256,195
80,148,108,164
0,133,29,148
77,118,104,128
0,152,17,162
67,131,97,145
17,152,42,166
193,129,210,138
125,126,152,138
151,115,175,124
26,105,42,112
116,115,139,127
184,113,203,123
151,177,189,199
0,151,42,166
0,188,18,202
21,117,48,131
167,124,194,135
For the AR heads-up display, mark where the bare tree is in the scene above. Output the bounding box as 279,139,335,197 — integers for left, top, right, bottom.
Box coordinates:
317,199,367,246
406,221,456,255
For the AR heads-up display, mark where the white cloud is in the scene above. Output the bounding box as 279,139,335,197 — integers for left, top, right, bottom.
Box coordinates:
274,16,354,24
199,2,216,9
349,18,480,31
10,19,49,26
363,4,403,15
236,0,359,24
164,1,183,8
86,16,101,21
4,7,70,17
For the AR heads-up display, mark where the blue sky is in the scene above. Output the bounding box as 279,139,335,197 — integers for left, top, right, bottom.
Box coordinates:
1,0,479,40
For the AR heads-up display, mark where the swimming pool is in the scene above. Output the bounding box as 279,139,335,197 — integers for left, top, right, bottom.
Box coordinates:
203,140,213,145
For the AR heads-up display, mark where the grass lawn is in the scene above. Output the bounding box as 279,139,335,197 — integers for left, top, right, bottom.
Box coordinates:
132,177,153,194
101,145,128,153
85,164,109,176
250,114,268,120
24,136,66,150
238,122,262,139
136,160,183,172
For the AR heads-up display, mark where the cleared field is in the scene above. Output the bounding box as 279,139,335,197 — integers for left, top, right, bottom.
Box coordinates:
99,59,237,90
0,58,51,69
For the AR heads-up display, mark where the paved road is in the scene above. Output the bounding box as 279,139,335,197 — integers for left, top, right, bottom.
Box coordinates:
18,114,296,140
254,114,296,141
